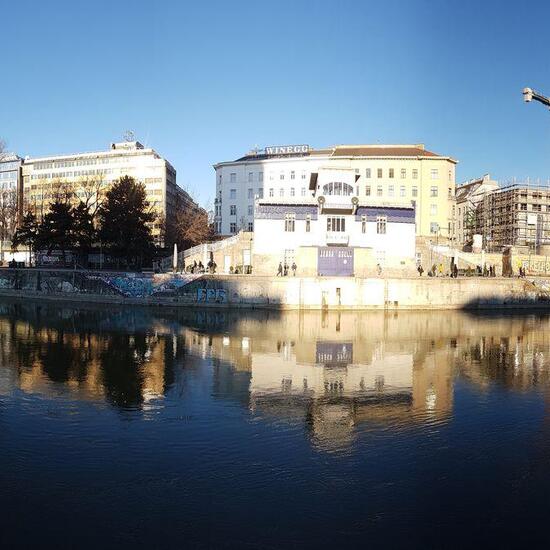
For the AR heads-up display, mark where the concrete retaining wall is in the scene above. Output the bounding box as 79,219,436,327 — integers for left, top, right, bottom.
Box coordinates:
0,268,546,310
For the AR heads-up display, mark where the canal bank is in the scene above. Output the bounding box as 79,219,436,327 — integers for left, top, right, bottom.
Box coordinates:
0,268,548,310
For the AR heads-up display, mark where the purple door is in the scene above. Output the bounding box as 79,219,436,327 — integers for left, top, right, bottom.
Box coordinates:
317,247,354,276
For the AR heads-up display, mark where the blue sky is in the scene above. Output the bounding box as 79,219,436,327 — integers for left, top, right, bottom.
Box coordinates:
2,0,550,205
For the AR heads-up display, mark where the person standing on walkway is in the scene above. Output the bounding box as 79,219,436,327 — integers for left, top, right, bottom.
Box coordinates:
283,263,288,276
291,262,297,276
417,264,424,276
277,262,283,276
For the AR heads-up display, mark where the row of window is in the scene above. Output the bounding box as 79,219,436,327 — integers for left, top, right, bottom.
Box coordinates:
227,184,452,201
226,171,310,184
228,187,310,200
282,215,388,235
33,157,133,170
229,222,254,233
225,167,452,184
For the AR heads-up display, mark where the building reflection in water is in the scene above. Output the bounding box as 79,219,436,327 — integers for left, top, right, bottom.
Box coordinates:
2,301,550,450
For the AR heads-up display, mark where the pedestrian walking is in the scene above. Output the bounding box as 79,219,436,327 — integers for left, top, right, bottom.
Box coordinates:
377,263,382,276
283,263,288,276
291,261,297,276
277,262,283,276
417,264,424,277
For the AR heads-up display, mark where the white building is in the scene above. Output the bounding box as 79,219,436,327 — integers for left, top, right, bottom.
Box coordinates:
253,167,416,276
213,143,457,240
22,141,198,244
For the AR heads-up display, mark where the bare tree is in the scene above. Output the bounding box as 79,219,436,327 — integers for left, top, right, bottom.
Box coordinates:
78,175,108,221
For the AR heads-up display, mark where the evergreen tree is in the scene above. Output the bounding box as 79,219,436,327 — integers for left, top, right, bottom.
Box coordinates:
73,201,96,260
98,176,156,268
12,211,39,264
36,200,76,265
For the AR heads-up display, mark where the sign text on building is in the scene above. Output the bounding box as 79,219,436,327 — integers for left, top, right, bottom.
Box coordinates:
264,144,310,155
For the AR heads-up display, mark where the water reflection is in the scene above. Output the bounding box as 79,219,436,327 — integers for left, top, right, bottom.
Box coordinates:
3,300,550,451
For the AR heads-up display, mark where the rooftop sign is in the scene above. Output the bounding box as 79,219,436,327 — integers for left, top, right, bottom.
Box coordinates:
264,144,310,155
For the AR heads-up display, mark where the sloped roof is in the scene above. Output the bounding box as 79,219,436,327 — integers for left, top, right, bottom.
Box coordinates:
331,146,440,158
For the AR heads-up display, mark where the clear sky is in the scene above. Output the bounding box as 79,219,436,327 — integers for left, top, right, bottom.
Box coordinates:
2,0,550,206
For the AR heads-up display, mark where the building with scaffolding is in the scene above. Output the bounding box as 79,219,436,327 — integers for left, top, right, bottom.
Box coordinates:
474,183,550,253
455,174,499,248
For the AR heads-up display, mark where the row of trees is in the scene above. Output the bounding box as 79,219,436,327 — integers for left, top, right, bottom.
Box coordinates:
13,176,156,268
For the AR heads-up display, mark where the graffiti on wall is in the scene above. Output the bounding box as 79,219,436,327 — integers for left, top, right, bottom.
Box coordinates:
197,288,227,303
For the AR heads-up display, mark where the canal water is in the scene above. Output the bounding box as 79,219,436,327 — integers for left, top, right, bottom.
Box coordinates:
1,300,550,548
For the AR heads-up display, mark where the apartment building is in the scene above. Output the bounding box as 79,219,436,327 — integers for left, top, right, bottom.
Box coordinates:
213,143,457,241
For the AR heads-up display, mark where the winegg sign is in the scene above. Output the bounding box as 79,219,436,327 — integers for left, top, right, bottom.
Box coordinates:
264,144,310,155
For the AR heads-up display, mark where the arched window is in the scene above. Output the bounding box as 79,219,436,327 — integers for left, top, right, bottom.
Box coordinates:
322,182,354,196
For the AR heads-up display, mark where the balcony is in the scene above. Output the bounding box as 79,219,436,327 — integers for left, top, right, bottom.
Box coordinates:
326,232,349,245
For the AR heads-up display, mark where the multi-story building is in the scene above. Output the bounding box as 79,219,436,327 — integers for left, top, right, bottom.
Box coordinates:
0,153,23,247
474,183,550,254
455,174,499,248
21,141,198,244
213,143,457,240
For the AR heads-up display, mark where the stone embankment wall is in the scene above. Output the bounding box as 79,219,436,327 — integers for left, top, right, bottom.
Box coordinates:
0,268,548,310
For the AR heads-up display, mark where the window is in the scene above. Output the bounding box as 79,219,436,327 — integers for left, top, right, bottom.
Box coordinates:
400,168,406,179
290,171,295,180
377,185,383,197
230,188,236,199
301,171,307,179
248,188,253,199
269,172,274,180
269,188,274,197
280,172,285,180
258,187,264,198
361,215,366,234
389,168,394,178
519,203,527,211
366,168,371,178
306,215,311,232
377,168,383,178
259,172,263,182
388,185,394,197
230,205,236,215
448,187,452,198
248,172,254,182
448,170,452,181
284,213,296,232
248,205,253,215
301,187,306,196
412,186,418,197
230,222,237,233
248,222,254,232
279,188,284,197
412,169,418,179
327,217,346,232
322,182,354,196
430,204,438,215
400,185,406,197
533,204,542,212
230,173,236,183
366,185,371,196
290,187,295,197
430,186,438,197
430,222,439,234
431,169,438,179
376,216,387,234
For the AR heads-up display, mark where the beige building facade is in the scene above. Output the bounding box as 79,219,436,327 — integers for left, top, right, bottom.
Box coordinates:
22,141,197,244
214,144,458,241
